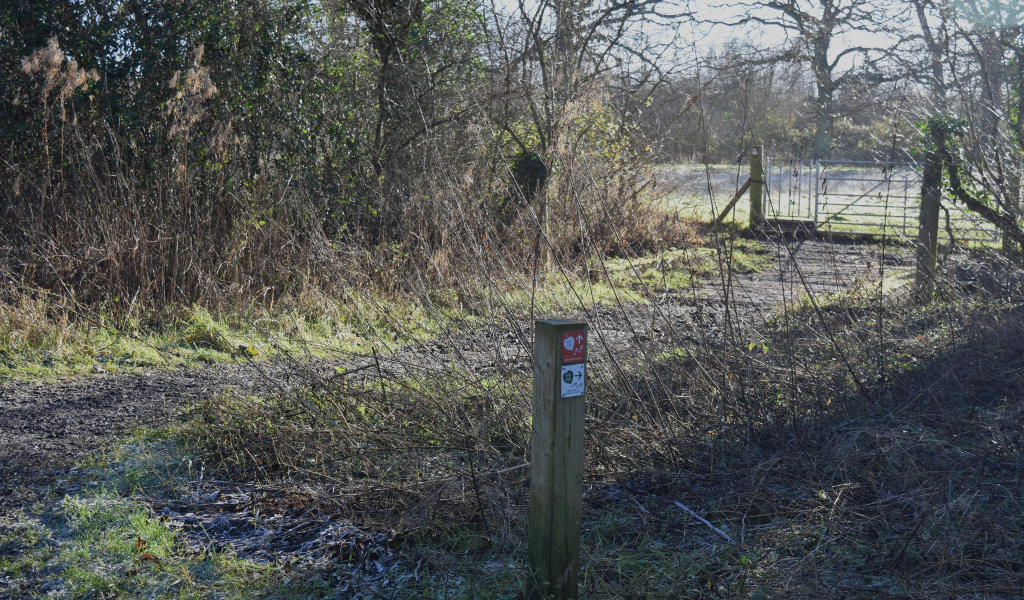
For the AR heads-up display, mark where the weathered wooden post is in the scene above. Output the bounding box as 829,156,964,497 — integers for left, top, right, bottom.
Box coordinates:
528,320,588,600
749,145,765,228
915,126,943,300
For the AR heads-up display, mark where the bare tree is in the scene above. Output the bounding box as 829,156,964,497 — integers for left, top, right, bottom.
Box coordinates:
708,0,900,159
907,0,951,102
905,0,950,296
488,0,683,153
909,0,1024,275
484,0,685,266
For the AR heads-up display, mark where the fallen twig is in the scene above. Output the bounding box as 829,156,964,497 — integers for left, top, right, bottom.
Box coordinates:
674,501,740,548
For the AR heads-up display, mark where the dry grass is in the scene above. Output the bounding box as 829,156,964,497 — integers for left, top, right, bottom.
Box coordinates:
0,292,75,358
2,38,695,379
162,236,1022,597
3,39,686,321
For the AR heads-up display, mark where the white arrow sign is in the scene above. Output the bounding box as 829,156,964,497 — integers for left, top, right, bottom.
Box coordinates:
560,364,585,398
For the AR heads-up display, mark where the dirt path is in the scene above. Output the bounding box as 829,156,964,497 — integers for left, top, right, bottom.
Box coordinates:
0,235,911,499
0,367,259,496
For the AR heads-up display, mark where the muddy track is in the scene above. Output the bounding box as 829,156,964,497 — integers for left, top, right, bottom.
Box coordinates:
0,236,911,500
0,367,257,495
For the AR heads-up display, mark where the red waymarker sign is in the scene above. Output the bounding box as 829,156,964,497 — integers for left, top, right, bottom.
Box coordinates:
561,330,585,364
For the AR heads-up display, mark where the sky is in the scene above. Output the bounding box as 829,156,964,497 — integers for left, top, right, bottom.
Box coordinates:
493,0,1024,81
683,0,910,73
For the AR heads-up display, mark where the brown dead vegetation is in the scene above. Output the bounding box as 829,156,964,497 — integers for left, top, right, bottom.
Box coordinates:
175,240,1024,597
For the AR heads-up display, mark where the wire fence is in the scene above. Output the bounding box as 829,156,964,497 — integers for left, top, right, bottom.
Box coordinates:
763,158,1000,242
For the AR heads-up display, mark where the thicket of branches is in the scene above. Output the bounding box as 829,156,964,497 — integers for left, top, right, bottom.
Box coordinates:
4,0,1024,310
0,0,688,313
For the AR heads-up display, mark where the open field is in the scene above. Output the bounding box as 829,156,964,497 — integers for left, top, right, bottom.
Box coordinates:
658,163,1001,243
656,164,755,224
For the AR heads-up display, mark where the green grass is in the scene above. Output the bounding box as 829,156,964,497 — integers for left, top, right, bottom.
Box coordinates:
656,163,753,224
0,427,333,599
0,493,331,599
599,240,771,291
1,240,773,381
669,191,754,226
508,240,772,314
0,293,446,381
0,427,769,599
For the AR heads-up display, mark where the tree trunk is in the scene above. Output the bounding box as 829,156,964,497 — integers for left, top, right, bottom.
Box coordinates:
812,37,834,160
1004,165,1022,256
1004,45,1024,256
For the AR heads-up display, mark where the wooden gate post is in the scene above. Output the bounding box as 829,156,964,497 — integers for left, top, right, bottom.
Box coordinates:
528,320,588,600
750,145,765,228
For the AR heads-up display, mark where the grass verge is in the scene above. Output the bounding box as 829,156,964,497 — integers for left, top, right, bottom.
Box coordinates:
0,236,772,381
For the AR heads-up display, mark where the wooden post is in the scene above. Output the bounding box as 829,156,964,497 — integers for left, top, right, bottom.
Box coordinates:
749,145,765,228
528,320,587,600
915,132,943,300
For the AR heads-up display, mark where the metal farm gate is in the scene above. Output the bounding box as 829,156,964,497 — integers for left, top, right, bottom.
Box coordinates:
760,158,999,243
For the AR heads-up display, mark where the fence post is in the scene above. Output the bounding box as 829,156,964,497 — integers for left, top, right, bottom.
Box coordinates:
749,145,765,228
814,158,821,226
915,143,942,300
528,319,588,600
